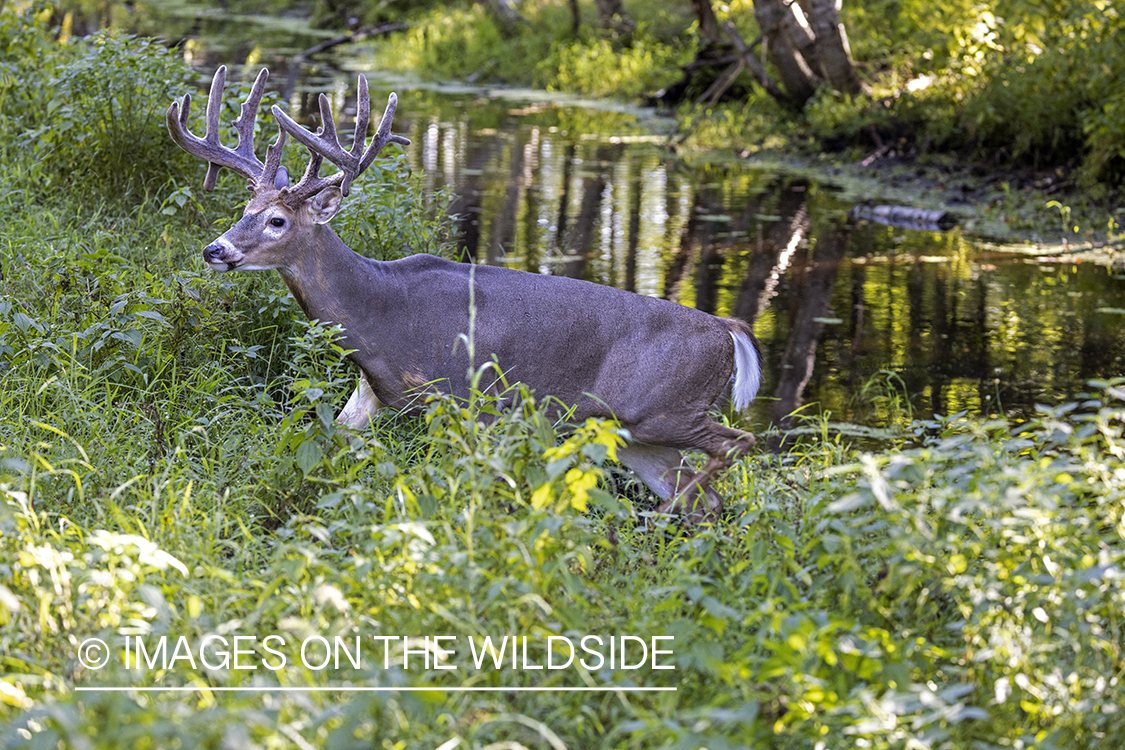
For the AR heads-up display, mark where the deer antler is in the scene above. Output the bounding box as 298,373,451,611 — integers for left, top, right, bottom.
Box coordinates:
271,74,411,206
166,66,287,192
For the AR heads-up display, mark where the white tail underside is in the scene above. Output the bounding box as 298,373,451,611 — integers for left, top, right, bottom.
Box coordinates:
728,330,762,413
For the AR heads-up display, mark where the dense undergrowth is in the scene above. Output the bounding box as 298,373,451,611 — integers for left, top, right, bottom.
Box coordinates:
2,9,1125,749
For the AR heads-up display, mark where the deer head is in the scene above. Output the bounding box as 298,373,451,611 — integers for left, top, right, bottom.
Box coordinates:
165,66,410,273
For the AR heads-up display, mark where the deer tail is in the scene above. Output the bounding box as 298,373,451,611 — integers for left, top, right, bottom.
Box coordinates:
725,319,762,413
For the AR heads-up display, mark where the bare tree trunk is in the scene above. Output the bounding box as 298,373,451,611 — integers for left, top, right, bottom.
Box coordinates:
778,1,823,80
803,0,865,94
691,0,723,44
742,0,865,105
568,0,580,37
477,0,526,37
654,0,863,109
752,0,818,105
593,0,636,36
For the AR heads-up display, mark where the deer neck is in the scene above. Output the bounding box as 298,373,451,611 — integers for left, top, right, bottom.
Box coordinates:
277,225,373,327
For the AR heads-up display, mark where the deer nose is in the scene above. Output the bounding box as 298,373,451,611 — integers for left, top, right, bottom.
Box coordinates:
203,243,225,262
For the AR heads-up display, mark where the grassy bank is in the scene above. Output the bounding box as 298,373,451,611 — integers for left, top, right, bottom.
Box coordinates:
2,13,1125,748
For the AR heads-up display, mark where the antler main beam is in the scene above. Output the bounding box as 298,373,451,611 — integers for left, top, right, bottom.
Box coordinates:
166,66,288,191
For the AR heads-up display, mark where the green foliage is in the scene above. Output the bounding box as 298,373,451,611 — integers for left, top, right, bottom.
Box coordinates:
814,0,1125,183
28,0,1125,188
267,319,357,502
4,365,1125,746
693,0,1125,184
819,387,1125,745
538,32,691,100
683,92,795,156
371,2,688,102
334,156,458,261
0,10,193,205
376,4,545,85
0,5,57,131
39,33,189,198
1,14,1124,748
938,2,1124,180
372,0,1125,186
28,0,1125,187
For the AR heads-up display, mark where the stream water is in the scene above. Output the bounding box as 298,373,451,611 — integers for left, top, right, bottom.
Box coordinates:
123,6,1125,429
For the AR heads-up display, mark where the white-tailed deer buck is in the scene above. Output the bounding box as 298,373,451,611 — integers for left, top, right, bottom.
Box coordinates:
167,66,762,521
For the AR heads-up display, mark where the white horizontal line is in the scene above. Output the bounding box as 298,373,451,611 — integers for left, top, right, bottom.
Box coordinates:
75,685,676,693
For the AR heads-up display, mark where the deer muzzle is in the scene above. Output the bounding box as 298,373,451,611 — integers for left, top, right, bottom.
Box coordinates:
203,242,241,271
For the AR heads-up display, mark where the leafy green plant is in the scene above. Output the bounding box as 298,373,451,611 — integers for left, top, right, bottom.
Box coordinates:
539,32,690,100
14,29,191,203
0,6,55,129
334,156,458,261
856,369,915,426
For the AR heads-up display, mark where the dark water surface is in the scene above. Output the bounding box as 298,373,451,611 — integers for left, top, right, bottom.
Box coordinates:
135,10,1125,428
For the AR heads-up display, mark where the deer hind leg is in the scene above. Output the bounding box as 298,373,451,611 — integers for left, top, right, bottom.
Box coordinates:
616,443,725,524
658,423,757,523
336,376,383,429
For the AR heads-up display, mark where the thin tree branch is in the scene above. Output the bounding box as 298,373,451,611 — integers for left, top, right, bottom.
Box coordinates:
723,22,788,102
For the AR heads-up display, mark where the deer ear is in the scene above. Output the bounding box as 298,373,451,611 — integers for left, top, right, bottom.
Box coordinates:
308,186,342,225
273,166,290,190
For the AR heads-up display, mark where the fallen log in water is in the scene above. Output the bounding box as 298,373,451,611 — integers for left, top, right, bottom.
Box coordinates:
294,22,408,60
848,204,958,232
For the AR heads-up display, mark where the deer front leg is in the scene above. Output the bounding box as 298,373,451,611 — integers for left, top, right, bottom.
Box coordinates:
336,376,382,429
617,443,725,524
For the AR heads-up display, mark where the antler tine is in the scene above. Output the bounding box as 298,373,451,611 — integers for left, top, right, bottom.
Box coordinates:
271,98,344,205
271,74,410,205
260,128,289,190
296,151,325,188
232,69,268,149
235,69,286,191
200,66,227,190
316,93,340,154
358,91,412,177
166,65,272,190
351,75,371,162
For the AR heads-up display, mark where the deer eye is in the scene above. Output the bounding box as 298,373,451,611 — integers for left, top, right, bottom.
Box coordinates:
269,217,285,228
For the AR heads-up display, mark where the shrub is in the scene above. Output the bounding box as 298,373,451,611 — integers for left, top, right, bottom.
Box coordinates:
0,15,194,205
538,32,690,100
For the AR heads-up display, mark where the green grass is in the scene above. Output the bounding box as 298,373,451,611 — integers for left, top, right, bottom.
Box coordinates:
1,11,1124,748
364,2,693,101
